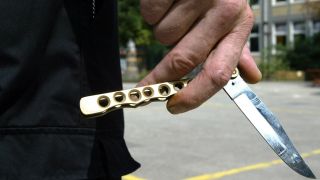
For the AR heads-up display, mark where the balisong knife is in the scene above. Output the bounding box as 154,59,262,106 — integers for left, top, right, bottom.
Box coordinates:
80,68,316,178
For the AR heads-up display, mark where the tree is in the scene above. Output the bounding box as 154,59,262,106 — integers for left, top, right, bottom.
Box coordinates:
284,33,320,71
118,0,168,70
118,0,152,46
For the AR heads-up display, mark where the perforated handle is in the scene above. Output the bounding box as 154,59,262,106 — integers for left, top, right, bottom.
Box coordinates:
80,79,189,118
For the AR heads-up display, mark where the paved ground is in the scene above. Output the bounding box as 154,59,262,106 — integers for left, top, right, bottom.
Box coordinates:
122,81,320,180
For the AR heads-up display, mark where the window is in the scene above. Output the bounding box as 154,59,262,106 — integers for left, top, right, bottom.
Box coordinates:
293,21,306,42
273,0,287,5
249,0,259,6
292,0,305,3
249,25,259,52
275,23,287,46
314,21,320,34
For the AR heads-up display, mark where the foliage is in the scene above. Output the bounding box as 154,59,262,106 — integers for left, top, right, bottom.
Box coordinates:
118,0,168,70
118,0,152,46
259,33,320,80
284,33,320,70
258,46,290,80
142,42,169,70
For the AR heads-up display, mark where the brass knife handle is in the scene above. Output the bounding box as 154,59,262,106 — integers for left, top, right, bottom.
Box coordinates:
80,79,189,118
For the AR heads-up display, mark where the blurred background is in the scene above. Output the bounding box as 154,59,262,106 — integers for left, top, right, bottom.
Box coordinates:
117,0,320,180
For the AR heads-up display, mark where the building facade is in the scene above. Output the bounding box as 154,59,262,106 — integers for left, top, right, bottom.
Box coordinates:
249,0,320,61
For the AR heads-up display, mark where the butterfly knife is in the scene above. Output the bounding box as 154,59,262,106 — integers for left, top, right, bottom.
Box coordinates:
79,68,316,179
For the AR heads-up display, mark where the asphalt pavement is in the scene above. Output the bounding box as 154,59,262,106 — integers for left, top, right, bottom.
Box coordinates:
122,81,320,180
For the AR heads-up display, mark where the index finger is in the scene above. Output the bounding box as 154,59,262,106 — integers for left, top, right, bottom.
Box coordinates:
166,10,254,114
166,33,241,114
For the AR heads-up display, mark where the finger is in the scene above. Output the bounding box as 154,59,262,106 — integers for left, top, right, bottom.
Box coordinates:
166,39,238,114
153,0,209,45
140,0,175,25
166,8,254,114
238,44,262,84
138,2,244,87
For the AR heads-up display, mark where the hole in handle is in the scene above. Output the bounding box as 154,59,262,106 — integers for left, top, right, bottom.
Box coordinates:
129,90,141,101
98,96,110,107
114,92,126,102
159,85,170,96
143,87,153,97
173,82,184,91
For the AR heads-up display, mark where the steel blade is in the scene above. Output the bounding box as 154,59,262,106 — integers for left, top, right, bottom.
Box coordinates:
224,75,316,179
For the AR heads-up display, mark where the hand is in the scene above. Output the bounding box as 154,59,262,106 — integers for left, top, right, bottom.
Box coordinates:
138,0,262,114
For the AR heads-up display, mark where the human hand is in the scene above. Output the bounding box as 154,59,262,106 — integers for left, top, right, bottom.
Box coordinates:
138,0,262,114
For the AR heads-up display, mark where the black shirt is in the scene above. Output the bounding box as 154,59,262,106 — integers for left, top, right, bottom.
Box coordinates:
0,0,140,179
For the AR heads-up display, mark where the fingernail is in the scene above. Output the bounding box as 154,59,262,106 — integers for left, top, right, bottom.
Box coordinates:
167,105,186,114
168,106,180,114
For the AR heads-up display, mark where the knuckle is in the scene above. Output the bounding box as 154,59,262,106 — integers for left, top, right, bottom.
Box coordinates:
244,6,255,29
246,6,254,21
218,0,246,21
205,67,232,88
234,6,255,35
140,2,161,25
167,50,198,75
